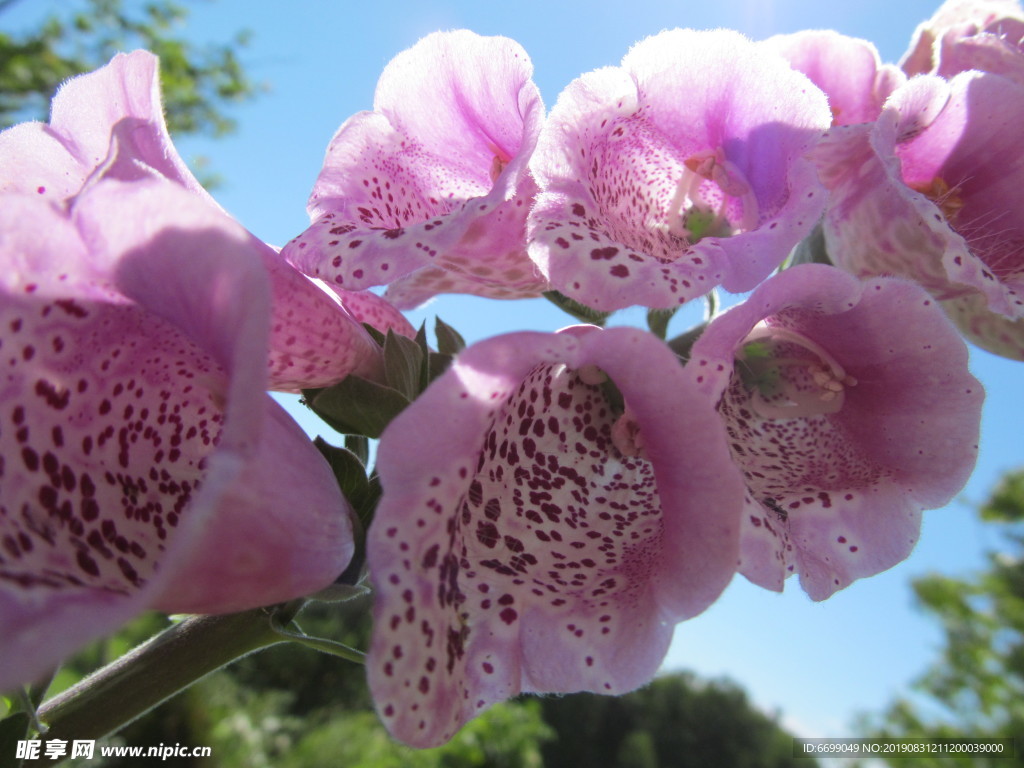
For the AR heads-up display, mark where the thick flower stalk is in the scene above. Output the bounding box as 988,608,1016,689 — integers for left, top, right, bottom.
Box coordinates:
283,30,548,309
687,265,983,600
0,178,354,692
812,71,1024,359
366,326,744,746
0,50,397,391
527,28,831,312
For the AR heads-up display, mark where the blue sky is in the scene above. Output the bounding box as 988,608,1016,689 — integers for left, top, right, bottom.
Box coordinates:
7,0,1021,742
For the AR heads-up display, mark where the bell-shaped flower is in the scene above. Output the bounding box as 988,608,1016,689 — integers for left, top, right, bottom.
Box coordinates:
764,31,905,125
812,72,1024,359
0,178,354,692
902,0,1024,84
282,30,548,309
527,29,831,312
366,326,744,746
0,50,393,391
686,264,982,600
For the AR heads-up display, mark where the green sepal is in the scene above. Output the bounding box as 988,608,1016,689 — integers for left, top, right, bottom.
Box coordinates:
304,377,410,438
599,376,625,418
665,322,707,364
313,437,372,512
307,582,371,603
427,351,454,384
361,322,387,347
270,619,366,665
543,290,612,326
344,434,370,466
646,308,676,340
435,316,467,355
785,221,832,268
383,330,425,401
312,438,382,587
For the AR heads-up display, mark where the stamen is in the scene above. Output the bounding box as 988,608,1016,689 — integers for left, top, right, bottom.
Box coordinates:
611,405,648,460
489,155,507,185
577,364,608,386
908,176,964,223
662,148,760,243
736,323,856,420
487,142,513,185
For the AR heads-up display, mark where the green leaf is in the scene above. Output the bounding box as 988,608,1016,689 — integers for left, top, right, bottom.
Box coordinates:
543,290,613,326
981,470,1024,523
383,330,425,401
308,377,410,438
0,712,29,768
435,316,467,355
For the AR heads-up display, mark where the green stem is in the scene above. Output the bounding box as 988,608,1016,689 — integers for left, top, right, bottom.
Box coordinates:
36,601,303,746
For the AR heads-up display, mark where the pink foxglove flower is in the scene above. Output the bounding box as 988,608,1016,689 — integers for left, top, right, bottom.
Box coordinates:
283,30,547,309
0,179,354,691
812,72,1024,359
366,326,743,746
0,50,393,391
527,29,831,312
903,0,1024,84
687,265,982,600
764,31,905,125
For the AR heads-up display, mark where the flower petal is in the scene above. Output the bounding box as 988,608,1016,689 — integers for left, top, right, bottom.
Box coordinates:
0,50,386,390
528,29,830,311
367,326,742,746
0,182,352,689
764,31,905,125
814,72,1024,358
687,264,982,600
283,31,546,307
902,0,1024,76
0,51,204,203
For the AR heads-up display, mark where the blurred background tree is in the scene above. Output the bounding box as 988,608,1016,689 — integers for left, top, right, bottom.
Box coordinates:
858,469,1024,767
0,0,261,184
47,597,815,767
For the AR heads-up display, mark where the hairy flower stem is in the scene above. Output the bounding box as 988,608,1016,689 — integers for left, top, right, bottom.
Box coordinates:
36,601,306,749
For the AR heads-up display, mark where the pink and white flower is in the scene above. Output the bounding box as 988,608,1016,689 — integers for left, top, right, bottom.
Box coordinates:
527,29,831,311
366,326,743,746
687,265,983,600
812,71,1024,359
283,30,548,309
0,50,393,391
902,0,1024,84
0,179,353,691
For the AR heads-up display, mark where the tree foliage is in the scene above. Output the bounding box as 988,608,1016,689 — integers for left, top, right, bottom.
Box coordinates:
539,672,812,768
0,0,258,136
33,598,815,767
859,469,1024,767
